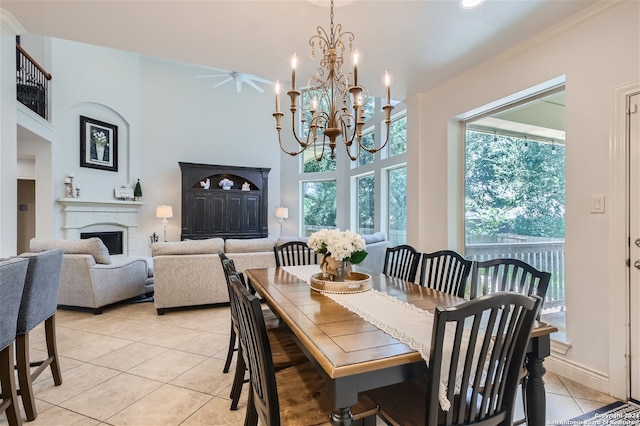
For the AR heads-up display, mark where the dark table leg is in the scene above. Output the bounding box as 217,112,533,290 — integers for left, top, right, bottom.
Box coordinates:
524,334,551,426
330,407,354,426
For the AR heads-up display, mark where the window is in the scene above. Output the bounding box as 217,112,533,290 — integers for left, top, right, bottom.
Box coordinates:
303,146,336,173
387,166,407,245
302,180,337,236
356,174,375,235
463,89,566,333
388,115,407,157
294,90,407,243
357,129,375,167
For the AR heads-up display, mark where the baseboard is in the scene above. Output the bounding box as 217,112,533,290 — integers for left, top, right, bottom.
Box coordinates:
545,354,611,395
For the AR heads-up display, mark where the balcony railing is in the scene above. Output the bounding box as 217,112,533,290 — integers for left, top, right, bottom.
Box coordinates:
466,241,566,312
16,43,51,120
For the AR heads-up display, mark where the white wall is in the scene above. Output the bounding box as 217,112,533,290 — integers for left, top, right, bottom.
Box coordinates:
407,2,639,397
138,56,281,249
10,39,280,256
0,12,21,256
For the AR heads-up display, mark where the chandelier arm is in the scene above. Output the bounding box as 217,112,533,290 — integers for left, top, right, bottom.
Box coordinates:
276,124,309,157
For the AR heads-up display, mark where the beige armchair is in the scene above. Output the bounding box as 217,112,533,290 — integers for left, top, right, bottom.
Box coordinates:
29,238,149,314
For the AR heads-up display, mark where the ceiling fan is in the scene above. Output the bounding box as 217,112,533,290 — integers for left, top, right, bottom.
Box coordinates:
196,67,273,93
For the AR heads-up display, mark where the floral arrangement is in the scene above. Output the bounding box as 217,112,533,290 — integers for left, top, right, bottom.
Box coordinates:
307,229,367,264
92,130,108,147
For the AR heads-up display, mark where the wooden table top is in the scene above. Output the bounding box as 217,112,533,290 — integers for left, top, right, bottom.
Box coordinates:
244,267,558,380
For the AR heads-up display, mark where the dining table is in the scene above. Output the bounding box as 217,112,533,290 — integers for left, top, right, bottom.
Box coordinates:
244,265,558,426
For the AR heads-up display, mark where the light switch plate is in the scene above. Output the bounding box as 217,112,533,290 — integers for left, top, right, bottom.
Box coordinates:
591,195,605,213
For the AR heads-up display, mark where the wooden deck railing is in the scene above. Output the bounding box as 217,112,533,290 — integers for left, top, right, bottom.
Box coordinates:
16,43,51,119
466,241,566,311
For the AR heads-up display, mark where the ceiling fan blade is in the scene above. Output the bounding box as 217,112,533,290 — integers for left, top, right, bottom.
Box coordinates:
246,75,274,85
236,79,243,93
244,78,265,93
213,77,233,88
196,73,230,79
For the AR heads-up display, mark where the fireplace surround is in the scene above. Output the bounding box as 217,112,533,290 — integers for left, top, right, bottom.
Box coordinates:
58,198,144,257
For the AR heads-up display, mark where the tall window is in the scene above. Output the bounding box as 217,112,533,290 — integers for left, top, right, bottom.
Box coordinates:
387,166,407,245
302,180,337,236
388,115,407,157
296,89,406,242
357,129,375,167
356,174,375,235
464,89,566,333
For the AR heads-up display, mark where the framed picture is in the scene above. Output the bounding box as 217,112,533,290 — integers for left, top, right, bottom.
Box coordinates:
80,116,118,172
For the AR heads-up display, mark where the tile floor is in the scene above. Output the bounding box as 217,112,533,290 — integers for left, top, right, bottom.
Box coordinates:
1,300,620,426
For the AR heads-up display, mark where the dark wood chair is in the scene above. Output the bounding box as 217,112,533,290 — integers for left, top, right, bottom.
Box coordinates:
383,244,421,282
0,258,29,426
468,258,550,318
419,250,473,297
228,272,379,425
468,257,551,425
16,249,64,421
219,254,307,410
274,241,317,267
366,292,542,426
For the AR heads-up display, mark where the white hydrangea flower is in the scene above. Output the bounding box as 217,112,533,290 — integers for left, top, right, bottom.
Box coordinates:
307,228,367,262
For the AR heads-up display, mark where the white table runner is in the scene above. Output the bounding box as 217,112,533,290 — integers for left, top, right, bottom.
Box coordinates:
282,265,465,410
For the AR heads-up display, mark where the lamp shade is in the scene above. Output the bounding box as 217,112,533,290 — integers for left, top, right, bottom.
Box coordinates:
275,207,288,219
156,205,174,219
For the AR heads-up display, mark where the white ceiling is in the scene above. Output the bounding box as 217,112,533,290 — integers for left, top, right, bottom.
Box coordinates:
3,0,600,102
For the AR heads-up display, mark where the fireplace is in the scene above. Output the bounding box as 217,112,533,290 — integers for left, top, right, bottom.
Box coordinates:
81,231,123,255
58,198,144,257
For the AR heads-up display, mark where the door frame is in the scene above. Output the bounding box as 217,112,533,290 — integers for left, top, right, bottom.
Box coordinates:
608,81,640,400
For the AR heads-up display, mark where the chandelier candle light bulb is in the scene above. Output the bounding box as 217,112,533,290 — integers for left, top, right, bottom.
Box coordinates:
353,50,358,86
291,54,297,89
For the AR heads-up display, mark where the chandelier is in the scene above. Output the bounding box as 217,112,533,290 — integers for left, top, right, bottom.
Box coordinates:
273,0,394,161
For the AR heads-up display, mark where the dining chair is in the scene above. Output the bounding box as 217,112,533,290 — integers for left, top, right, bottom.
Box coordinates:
219,252,282,373
366,291,542,426
0,257,29,426
383,244,421,283
219,255,307,410
468,258,550,318
15,249,64,421
419,250,473,297
274,241,318,267
468,257,551,425
228,272,378,425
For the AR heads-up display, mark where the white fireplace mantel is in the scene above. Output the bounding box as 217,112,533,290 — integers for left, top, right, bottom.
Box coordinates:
57,198,144,256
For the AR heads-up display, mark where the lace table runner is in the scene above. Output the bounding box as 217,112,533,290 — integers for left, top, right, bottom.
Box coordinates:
282,265,465,411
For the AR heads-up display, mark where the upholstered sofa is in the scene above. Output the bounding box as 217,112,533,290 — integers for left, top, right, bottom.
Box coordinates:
151,237,276,314
151,232,389,315
29,238,152,314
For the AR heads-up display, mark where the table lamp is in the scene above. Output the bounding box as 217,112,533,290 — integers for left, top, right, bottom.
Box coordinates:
275,207,288,237
156,204,173,242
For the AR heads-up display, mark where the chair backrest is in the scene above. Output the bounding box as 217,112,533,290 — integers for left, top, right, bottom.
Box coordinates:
17,249,64,333
0,258,29,351
419,250,472,297
425,292,542,425
468,258,550,318
228,273,281,425
219,252,241,328
274,241,317,267
383,244,421,282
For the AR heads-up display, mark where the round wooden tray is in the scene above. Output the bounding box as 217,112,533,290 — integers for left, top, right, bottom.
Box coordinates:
310,272,372,294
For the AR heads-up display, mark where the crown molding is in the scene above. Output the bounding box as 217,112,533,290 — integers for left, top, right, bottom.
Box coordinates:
1,8,25,35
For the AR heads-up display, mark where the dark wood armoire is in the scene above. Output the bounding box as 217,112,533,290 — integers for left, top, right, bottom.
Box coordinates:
179,162,270,240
